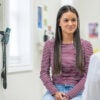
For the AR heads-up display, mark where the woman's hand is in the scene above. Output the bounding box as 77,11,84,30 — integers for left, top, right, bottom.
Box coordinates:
54,92,68,100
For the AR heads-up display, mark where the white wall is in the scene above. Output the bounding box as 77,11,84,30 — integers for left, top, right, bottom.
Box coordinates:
74,0,100,51
0,0,5,99
33,0,60,44
0,0,60,100
0,0,4,30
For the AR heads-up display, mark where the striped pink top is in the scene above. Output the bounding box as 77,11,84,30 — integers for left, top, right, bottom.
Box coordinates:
40,39,93,99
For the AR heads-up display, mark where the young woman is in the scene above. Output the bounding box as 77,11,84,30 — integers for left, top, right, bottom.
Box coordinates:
40,5,93,100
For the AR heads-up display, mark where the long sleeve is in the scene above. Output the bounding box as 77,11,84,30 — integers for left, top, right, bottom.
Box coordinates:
66,40,93,99
40,40,58,95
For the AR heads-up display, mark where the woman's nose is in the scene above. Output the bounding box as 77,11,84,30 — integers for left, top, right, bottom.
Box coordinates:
68,21,73,25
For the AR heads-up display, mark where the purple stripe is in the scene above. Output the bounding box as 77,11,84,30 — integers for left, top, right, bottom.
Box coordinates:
40,39,93,98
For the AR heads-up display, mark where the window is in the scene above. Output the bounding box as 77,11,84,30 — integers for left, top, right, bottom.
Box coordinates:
7,0,32,72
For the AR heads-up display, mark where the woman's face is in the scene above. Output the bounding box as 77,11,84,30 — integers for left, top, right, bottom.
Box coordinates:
59,11,78,35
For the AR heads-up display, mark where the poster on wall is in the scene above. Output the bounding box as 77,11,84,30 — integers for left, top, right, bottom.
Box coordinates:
37,6,42,29
88,23,99,38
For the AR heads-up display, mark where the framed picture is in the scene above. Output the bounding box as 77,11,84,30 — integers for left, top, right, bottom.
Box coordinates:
37,5,43,29
88,23,99,38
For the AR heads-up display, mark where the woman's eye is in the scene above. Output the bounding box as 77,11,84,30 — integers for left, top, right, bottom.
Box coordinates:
71,18,77,22
64,19,68,22
63,18,77,22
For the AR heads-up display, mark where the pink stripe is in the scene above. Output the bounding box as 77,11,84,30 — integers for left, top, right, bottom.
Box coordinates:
40,39,93,98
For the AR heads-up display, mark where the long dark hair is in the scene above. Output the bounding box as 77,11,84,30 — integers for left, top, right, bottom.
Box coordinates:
53,5,84,75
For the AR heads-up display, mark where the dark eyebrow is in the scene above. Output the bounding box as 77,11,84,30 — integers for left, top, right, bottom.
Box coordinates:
63,18,77,21
71,18,77,21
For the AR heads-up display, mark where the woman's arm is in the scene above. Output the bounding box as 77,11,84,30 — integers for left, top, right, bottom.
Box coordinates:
40,40,58,95
65,40,93,99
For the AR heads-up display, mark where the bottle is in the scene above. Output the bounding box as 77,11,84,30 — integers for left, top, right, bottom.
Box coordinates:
43,30,48,42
